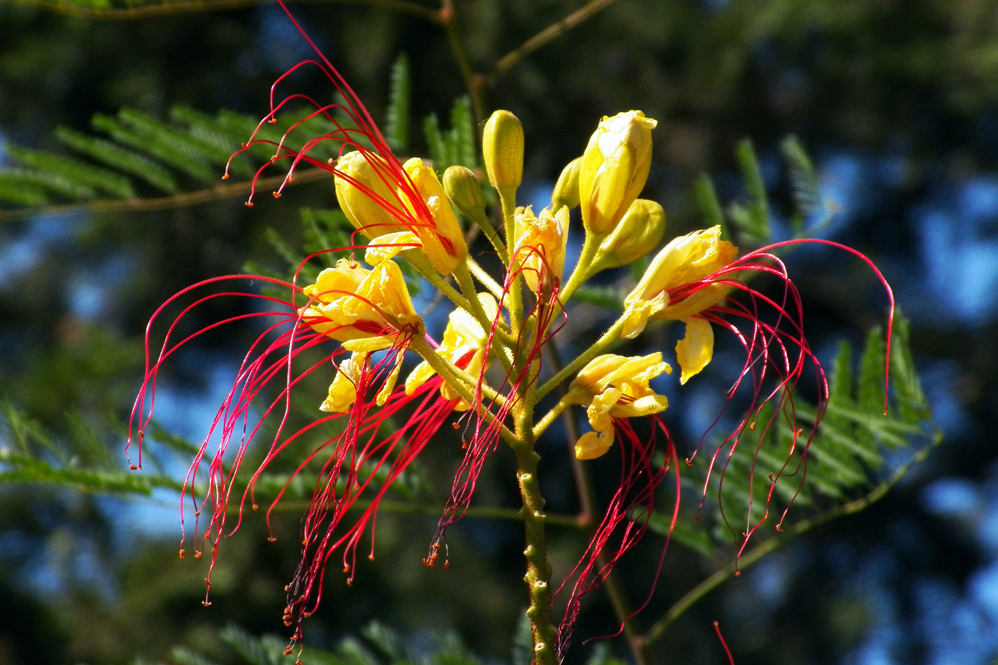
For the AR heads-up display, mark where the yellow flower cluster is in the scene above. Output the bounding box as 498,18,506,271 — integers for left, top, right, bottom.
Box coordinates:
315,106,740,460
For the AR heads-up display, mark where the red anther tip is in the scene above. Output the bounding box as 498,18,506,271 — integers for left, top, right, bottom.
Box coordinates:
221,173,230,180
268,118,277,124
252,504,259,511
284,620,292,627
443,561,450,570
368,554,375,561
272,192,281,199
202,601,212,606
195,551,203,559
749,421,756,430
452,422,460,430
775,524,784,532
284,648,293,656
694,514,702,521
137,430,145,440
685,458,693,466
287,176,295,183
245,201,254,208
303,611,312,618
179,549,185,559
129,464,138,470
267,537,277,542
734,571,741,577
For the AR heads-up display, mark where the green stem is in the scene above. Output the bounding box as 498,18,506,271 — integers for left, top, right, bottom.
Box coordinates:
558,231,603,303
511,404,559,665
536,316,625,401
499,187,524,334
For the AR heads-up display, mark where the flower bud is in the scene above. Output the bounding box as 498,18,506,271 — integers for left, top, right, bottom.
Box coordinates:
399,158,468,275
596,199,666,268
483,110,524,196
551,157,581,211
443,165,488,222
334,151,407,239
578,110,658,234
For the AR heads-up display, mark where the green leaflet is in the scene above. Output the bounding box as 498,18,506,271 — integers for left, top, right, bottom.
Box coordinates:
385,53,412,152
655,312,939,558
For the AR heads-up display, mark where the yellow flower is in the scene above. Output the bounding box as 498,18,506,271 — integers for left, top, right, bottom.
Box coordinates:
621,225,738,384
578,110,658,234
405,293,499,410
320,352,368,413
568,353,671,460
334,151,408,239
387,157,468,275
512,205,569,296
302,259,422,349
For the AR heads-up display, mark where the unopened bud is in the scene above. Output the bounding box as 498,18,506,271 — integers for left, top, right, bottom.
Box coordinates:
579,110,658,234
483,110,524,195
596,199,666,268
443,165,487,222
551,157,581,211
400,158,468,274
334,151,407,239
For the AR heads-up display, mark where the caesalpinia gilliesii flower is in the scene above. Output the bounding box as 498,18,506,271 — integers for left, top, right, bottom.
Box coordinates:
622,225,738,384
365,157,468,274
132,6,899,656
567,353,672,460
301,258,423,348
512,205,569,295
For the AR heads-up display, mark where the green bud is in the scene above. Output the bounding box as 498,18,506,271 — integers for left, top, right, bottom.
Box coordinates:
443,165,487,222
596,199,666,268
483,110,524,195
551,157,581,211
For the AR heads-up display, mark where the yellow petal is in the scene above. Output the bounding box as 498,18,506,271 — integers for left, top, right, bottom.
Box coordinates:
365,231,420,266
341,336,396,353
676,317,714,384
320,353,368,413
575,429,615,460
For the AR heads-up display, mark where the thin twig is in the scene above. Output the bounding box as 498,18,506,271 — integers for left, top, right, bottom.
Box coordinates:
0,168,331,223
489,0,621,82
642,433,942,646
13,0,440,22
439,0,486,130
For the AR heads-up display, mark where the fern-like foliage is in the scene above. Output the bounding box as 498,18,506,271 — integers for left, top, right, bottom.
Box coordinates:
650,312,939,558
422,96,478,172
0,105,259,214
140,621,623,665
0,402,180,495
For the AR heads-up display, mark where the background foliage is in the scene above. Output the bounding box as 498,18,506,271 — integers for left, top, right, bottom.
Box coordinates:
1,1,996,664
